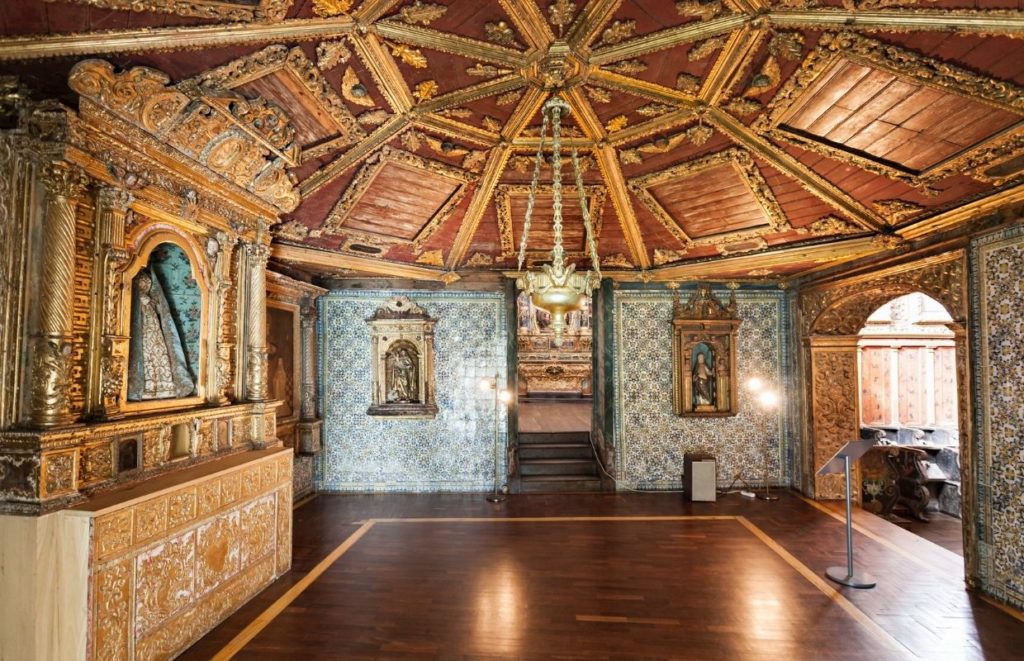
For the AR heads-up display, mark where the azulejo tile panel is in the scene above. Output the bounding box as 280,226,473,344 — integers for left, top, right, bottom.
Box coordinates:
970,225,1024,609
319,291,508,492
612,288,790,490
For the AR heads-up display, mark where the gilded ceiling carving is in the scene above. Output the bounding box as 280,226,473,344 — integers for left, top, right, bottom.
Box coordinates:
494,183,606,259
12,0,1023,279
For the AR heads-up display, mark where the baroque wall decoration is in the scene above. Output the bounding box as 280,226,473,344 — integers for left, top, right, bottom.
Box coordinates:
671,285,741,417
320,290,507,492
612,287,790,490
366,296,438,418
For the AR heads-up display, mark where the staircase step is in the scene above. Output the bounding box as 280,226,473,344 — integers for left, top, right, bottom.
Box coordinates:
518,443,594,460
520,459,598,477
520,475,603,493
519,431,591,445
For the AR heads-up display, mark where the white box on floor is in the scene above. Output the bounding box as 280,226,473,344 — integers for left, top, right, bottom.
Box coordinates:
689,460,717,502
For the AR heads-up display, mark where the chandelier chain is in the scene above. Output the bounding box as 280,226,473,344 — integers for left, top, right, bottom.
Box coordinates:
550,104,565,273
572,148,602,283
517,110,549,272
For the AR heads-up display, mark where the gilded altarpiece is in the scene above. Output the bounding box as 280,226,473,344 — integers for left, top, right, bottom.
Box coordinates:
671,286,740,417
516,291,592,396
266,271,325,500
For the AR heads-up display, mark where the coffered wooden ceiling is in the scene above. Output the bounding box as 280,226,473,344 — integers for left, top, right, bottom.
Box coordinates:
3,0,1024,282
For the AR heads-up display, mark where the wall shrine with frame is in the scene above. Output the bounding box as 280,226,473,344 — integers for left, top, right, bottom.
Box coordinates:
366,296,438,418
671,285,741,417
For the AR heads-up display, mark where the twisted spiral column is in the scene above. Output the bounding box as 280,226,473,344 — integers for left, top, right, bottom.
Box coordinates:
30,161,88,427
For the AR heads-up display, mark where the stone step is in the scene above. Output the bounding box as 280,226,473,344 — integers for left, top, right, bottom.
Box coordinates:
518,443,594,460
519,431,591,445
519,459,598,477
519,475,603,493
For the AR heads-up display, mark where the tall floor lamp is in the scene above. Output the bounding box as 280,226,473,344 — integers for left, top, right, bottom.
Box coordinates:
747,377,780,501
480,372,511,503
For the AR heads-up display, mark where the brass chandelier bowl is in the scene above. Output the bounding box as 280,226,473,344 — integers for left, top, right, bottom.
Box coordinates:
515,95,601,347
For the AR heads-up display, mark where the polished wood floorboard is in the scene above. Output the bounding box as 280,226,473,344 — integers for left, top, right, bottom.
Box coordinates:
902,512,964,557
518,401,592,433
181,493,1024,660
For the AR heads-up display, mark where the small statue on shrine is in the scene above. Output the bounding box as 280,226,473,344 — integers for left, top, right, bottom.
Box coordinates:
692,344,716,410
127,270,195,400
386,345,419,403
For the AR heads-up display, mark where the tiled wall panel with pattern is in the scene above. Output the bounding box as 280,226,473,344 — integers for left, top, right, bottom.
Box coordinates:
612,288,791,490
319,291,507,492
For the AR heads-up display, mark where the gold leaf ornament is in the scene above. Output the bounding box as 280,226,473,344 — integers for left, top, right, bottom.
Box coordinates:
676,72,701,93
396,1,447,25
606,115,629,132
312,0,353,17
744,56,781,98
585,86,612,103
605,59,647,76
689,37,726,62
413,80,440,102
484,21,521,48
548,0,576,31
482,116,503,132
357,109,390,125
390,43,428,69
676,0,722,21
600,20,636,46
496,89,524,106
316,40,351,71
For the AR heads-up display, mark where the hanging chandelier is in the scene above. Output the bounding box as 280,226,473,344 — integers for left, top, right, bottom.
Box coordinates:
516,95,602,347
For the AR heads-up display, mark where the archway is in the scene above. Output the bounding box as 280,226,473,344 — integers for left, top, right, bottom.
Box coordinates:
858,293,963,557
801,256,975,575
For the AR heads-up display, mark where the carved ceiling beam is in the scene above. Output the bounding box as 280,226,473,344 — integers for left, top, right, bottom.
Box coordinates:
589,14,749,66
708,108,885,231
567,0,625,53
563,88,606,141
652,236,881,281
767,9,1024,35
445,144,513,270
595,145,650,269
299,114,408,197
350,32,414,113
728,0,769,13
588,69,700,107
498,0,556,51
609,108,696,146
413,115,498,148
353,0,404,23
416,75,526,115
0,18,356,61
374,21,526,68
273,243,452,281
898,183,1024,240
500,86,548,141
699,25,768,106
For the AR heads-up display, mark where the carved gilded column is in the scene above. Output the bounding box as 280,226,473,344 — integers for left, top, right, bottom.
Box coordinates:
296,297,322,455
30,162,88,428
299,298,318,421
950,323,977,586
244,240,269,402
809,336,861,500
86,185,132,419
207,231,235,405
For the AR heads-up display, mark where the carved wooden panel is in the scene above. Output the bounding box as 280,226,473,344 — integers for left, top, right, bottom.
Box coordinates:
781,58,1021,173
240,71,339,148
650,162,770,239
859,347,891,427
84,449,292,660
811,346,859,499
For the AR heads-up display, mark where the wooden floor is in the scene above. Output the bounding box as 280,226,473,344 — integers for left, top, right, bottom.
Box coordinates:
518,400,592,433
181,492,1024,660
903,511,964,556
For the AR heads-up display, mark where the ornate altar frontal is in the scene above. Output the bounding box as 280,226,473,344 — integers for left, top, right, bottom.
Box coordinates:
516,291,592,397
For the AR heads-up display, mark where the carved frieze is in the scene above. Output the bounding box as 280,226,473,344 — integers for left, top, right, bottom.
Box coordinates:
47,0,292,22
69,59,300,212
810,345,859,499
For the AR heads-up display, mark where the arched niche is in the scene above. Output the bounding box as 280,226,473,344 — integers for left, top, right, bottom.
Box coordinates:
121,227,211,411
800,257,975,579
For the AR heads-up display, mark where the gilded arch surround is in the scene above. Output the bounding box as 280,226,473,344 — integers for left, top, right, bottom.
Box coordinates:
798,251,976,579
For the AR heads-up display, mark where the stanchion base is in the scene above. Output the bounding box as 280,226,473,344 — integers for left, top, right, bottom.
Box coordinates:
486,494,506,503
757,493,779,501
825,566,876,589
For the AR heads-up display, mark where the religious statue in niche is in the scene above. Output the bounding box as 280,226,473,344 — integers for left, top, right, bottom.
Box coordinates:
671,285,741,417
367,296,437,417
127,261,197,401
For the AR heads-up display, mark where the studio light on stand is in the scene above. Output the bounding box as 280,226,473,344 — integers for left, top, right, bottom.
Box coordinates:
747,377,780,501
480,372,511,503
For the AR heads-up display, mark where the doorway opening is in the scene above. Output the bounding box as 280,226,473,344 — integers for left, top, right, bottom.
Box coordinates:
514,292,599,492
857,293,962,557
